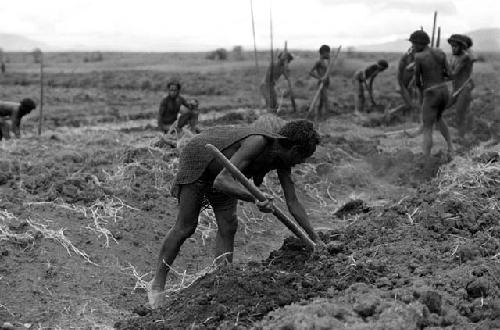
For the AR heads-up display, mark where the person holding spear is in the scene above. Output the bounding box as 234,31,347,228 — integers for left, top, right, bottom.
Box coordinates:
308,45,331,119
259,51,294,112
149,120,321,308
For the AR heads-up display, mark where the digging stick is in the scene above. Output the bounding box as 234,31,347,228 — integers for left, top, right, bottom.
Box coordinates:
307,45,342,121
446,76,472,108
283,41,297,112
38,51,44,136
431,11,437,47
205,144,316,249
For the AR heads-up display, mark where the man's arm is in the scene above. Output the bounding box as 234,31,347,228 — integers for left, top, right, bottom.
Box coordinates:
158,98,167,131
277,168,319,242
368,73,378,105
213,135,267,202
414,56,423,90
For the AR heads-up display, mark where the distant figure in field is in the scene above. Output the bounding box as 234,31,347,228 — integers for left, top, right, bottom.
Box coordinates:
260,52,294,112
158,80,200,135
398,47,421,113
0,98,37,140
447,34,475,142
411,30,453,165
309,45,331,118
148,120,321,308
352,59,389,115
1,62,5,74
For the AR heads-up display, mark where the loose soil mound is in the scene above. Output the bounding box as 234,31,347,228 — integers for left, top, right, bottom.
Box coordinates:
116,154,500,329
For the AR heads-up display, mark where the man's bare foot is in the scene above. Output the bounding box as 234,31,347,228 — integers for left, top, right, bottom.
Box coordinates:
148,287,165,309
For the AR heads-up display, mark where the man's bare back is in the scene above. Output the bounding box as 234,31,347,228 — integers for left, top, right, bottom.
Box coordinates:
415,47,449,90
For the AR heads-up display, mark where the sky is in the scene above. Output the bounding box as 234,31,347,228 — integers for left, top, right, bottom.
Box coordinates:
0,0,498,51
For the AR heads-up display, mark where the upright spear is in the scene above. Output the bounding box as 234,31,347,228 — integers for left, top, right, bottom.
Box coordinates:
268,5,274,112
38,51,44,136
431,11,438,47
436,27,441,48
249,0,259,70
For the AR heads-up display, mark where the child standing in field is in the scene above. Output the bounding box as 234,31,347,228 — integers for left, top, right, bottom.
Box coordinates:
352,59,389,115
309,45,331,119
158,80,200,134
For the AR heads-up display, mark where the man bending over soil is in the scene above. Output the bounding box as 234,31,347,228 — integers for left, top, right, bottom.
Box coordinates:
352,59,389,115
158,80,200,134
0,98,36,140
149,120,321,308
411,30,453,166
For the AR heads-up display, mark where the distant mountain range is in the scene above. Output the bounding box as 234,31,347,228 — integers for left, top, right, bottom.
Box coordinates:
356,28,500,52
0,33,49,51
1,28,499,52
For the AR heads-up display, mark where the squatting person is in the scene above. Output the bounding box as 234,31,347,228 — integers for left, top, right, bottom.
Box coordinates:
352,59,389,115
411,30,453,165
0,98,37,140
158,80,200,134
149,120,321,308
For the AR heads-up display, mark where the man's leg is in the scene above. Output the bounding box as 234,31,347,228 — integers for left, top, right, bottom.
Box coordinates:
270,85,278,113
354,81,364,115
151,183,204,296
0,120,10,140
437,118,453,157
421,92,435,164
455,88,472,140
208,192,238,264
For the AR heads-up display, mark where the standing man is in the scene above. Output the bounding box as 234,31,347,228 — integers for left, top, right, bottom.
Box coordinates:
0,98,37,140
352,59,389,115
447,34,475,142
260,52,294,112
149,120,321,308
309,45,331,118
411,30,453,166
158,80,199,134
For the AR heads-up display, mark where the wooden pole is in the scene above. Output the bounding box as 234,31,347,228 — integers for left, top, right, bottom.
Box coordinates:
268,5,274,112
436,27,441,48
431,11,437,47
205,144,316,249
307,45,342,122
249,0,259,71
38,51,44,136
283,41,297,112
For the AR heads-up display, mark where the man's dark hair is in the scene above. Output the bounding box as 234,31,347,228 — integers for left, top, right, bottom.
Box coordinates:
377,59,389,69
409,30,430,45
167,79,181,91
319,45,330,54
19,98,36,116
278,120,320,158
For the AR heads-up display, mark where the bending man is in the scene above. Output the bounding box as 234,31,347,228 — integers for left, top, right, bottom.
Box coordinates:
149,120,321,308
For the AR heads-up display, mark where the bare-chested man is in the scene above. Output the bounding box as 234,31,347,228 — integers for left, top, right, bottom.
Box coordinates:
149,120,321,308
260,52,294,112
309,45,331,117
352,59,389,114
411,30,453,165
158,80,199,134
447,34,475,142
0,98,36,140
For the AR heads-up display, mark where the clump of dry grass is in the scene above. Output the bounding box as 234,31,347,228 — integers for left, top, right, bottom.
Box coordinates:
0,210,34,244
437,154,500,196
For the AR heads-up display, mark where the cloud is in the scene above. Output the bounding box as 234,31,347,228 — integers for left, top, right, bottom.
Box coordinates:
318,0,457,15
